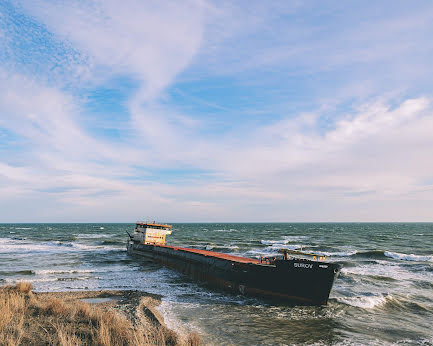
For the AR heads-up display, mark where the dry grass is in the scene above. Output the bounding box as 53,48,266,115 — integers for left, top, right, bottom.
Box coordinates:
0,282,200,346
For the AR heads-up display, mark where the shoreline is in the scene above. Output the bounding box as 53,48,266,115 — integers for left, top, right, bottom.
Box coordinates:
0,283,200,345
34,289,167,329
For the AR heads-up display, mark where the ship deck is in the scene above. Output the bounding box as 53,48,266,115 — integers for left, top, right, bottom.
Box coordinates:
158,245,260,264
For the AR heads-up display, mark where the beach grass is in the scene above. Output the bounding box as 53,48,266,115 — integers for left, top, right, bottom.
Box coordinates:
0,282,200,346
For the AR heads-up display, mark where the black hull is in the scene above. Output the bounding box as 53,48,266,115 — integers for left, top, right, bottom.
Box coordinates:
127,242,340,305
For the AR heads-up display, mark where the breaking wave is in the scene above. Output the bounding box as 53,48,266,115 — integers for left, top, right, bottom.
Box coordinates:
260,235,308,246
0,270,35,276
336,294,390,309
75,233,113,239
0,237,121,254
35,269,95,275
384,251,433,262
316,250,358,257
347,250,433,262
205,245,239,251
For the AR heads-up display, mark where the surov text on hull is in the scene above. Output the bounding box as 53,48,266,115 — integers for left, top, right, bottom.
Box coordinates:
127,221,341,305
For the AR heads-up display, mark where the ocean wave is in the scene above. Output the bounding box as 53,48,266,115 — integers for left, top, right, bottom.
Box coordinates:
261,243,305,252
4,277,58,283
348,250,433,262
316,250,358,257
75,233,113,239
56,276,98,282
336,294,389,309
0,270,35,276
260,236,307,246
205,245,239,251
384,251,433,262
100,240,123,245
352,250,386,259
14,227,32,230
341,262,433,283
35,269,95,275
0,237,121,253
260,240,285,245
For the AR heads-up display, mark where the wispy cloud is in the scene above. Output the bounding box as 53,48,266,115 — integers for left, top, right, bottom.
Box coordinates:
1,1,433,221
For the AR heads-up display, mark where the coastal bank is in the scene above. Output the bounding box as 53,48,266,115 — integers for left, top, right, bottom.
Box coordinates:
0,282,200,346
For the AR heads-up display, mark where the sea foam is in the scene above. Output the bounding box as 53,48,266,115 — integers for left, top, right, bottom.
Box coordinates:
384,251,433,262
316,250,358,257
336,294,389,309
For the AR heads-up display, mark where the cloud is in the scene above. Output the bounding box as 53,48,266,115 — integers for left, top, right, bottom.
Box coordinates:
16,0,205,99
1,1,433,221
2,65,433,221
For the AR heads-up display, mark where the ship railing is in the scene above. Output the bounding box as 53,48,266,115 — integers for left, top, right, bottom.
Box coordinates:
279,249,327,261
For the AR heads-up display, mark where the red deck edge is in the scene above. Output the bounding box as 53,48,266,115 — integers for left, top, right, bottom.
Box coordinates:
158,245,260,264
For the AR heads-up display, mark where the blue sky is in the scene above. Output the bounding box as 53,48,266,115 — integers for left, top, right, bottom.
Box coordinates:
1,0,433,222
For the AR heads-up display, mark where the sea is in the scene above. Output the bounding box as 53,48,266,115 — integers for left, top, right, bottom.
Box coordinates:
1,223,432,345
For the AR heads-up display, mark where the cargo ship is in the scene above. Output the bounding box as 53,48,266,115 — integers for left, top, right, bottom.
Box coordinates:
127,222,341,305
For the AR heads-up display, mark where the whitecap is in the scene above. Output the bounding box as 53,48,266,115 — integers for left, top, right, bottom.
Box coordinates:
336,294,388,309
261,236,307,246
15,227,32,230
75,234,113,239
261,239,287,245
341,262,433,283
384,251,432,262
0,238,121,254
283,235,308,242
72,243,122,251
35,269,95,275
4,277,58,284
316,250,358,257
216,245,239,250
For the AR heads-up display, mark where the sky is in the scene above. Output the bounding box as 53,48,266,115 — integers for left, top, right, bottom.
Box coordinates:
1,0,433,222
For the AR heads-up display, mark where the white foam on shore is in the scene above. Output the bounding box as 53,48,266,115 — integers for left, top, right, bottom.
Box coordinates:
384,251,433,262
158,301,202,339
4,277,58,283
336,294,389,309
